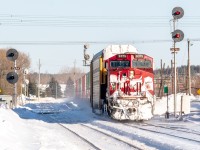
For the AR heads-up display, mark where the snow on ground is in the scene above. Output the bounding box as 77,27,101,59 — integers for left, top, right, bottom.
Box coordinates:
0,100,94,150
0,94,200,150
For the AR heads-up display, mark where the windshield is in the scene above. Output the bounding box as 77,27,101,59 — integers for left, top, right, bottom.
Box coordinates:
132,60,151,68
110,61,130,68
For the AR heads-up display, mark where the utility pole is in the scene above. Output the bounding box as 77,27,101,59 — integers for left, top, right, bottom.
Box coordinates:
158,59,163,97
38,59,41,100
23,68,29,97
55,82,57,99
171,60,174,94
23,72,26,97
187,40,191,95
73,60,76,97
14,60,17,106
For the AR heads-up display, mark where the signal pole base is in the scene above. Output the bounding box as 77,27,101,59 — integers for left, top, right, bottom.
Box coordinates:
165,111,170,119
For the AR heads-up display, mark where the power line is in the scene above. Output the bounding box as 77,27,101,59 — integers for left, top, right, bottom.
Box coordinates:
2,14,200,19
0,40,171,45
1,14,200,27
0,39,199,45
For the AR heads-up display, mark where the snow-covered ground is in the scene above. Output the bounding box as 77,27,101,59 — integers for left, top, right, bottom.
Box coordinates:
0,94,200,150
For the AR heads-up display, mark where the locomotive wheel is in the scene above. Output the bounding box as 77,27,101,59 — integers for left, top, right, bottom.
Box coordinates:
107,106,112,117
101,99,105,114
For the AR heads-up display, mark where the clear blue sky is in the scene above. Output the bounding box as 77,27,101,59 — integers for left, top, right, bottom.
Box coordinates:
0,0,200,73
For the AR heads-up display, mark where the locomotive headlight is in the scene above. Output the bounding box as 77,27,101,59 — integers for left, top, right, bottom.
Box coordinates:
129,71,134,79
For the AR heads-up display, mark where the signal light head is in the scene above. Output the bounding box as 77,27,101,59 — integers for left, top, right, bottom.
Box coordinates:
8,53,14,57
174,11,180,15
172,7,184,19
6,49,19,61
9,76,15,80
6,72,19,84
172,29,184,42
174,33,181,38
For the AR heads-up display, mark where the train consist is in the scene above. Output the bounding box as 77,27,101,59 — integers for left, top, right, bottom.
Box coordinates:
75,72,90,99
76,45,155,120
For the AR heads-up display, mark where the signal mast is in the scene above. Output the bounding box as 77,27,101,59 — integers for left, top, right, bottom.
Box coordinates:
171,7,184,117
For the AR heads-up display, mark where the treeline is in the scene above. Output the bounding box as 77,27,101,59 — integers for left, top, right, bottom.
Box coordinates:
0,48,85,98
154,65,200,76
27,71,84,98
28,71,84,85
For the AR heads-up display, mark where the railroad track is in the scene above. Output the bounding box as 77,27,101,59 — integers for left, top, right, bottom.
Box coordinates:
30,101,200,149
124,122,200,143
57,123,101,150
141,122,200,135
50,116,143,150
80,123,143,150
55,114,182,150
46,115,101,150
87,116,200,149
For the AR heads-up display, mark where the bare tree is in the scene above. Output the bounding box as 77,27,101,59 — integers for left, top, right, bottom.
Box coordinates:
0,48,30,95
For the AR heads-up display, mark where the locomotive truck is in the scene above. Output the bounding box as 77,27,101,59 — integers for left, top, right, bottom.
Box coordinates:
90,45,155,120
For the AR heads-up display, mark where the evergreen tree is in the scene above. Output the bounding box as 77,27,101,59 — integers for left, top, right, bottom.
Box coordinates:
28,81,37,96
46,76,62,98
65,77,75,97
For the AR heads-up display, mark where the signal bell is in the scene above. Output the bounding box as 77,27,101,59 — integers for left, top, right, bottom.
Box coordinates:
172,7,184,19
172,29,184,42
6,72,19,84
6,48,19,61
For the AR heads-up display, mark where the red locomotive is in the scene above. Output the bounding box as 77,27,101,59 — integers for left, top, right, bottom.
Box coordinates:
77,44,155,120
90,45,155,120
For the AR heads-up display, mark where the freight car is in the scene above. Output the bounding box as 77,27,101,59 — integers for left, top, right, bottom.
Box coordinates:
77,44,155,120
75,72,90,99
